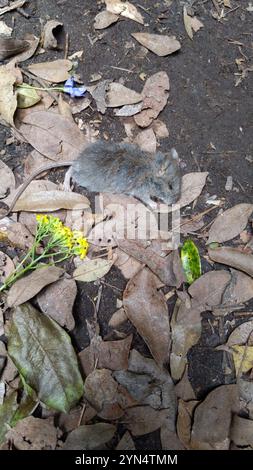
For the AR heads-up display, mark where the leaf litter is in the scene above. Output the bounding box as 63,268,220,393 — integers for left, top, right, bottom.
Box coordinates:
0,0,252,453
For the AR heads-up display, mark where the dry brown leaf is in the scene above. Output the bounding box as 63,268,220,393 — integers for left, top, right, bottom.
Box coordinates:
62,423,116,450
94,10,119,29
79,334,132,375
161,427,185,450
118,239,184,287
0,20,12,36
116,431,136,450
73,257,114,282
226,320,253,346
5,179,58,210
183,6,204,40
208,204,253,244
84,368,136,419
0,37,28,60
109,307,128,328
177,399,198,449
208,246,253,278
12,190,90,212
191,385,239,448
0,160,15,199
7,265,64,307
134,71,170,128
114,248,143,279
123,268,170,366
37,277,77,330
114,102,142,117
5,416,57,450
122,406,169,436
105,0,144,24
6,222,34,250
87,79,111,114
9,34,40,64
221,268,253,307
176,172,208,209
231,415,253,448
28,59,72,83
0,251,14,283
17,110,86,160
58,405,97,432
0,64,17,125
106,82,142,107
152,119,169,139
42,20,63,49
132,33,181,56
175,366,196,401
134,128,157,153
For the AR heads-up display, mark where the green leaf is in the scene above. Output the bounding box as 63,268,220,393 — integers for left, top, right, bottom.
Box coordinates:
8,303,84,413
0,392,18,444
17,86,41,109
181,239,201,284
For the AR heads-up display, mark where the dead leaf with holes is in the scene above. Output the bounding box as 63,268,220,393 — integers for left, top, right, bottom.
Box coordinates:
132,32,181,57
105,0,144,24
123,268,170,366
7,265,64,308
37,277,77,330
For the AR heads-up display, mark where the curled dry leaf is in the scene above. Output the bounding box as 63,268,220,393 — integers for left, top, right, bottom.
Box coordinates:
106,82,142,108
28,59,72,83
105,0,144,24
8,303,84,413
12,190,90,212
208,203,253,244
191,385,239,449
42,20,63,49
0,160,15,199
73,257,114,283
176,172,209,209
123,268,170,366
79,334,132,375
62,423,116,450
132,33,181,57
183,6,204,40
7,265,64,308
0,64,17,126
17,110,86,160
208,246,253,277
37,277,77,331
5,416,57,450
94,10,119,29
134,71,170,128
0,37,29,60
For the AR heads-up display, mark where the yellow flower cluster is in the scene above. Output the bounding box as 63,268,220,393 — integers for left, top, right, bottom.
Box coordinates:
36,215,89,259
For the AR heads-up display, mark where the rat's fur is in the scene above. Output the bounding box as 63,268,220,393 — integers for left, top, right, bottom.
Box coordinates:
72,140,181,208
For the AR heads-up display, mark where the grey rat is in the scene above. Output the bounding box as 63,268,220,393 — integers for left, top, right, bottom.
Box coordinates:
0,140,181,218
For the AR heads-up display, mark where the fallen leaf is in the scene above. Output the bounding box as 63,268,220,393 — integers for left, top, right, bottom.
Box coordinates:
28,59,72,83
231,345,253,375
105,0,144,24
161,427,185,450
0,160,15,198
58,405,97,432
17,86,41,109
37,277,77,330
152,120,169,139
0,251,15,283
79,334,132,375
5,416,57,450
177,399,198,449
123,268,170,366
0,64,17,125
191,385,239,448
134,71,170,128
208,246,253,277
181,239,201,284
7,265,64,308
94,10,119,29
62,423,116,450
231,415,253,447
87,79,111,114
221,269,253,307
73,258,114,283
134,128,157,153
176,172,208,209
106,82,142,107
183,6,204,40
114,102,142,117
122,406,169,436
226,320,253,346
42,20,63,49
114,248,143,279
132,33,181,56
208,204,253,244
0,0,26,16
9,34,40,64
0,20,12,36
116,431,136,450
6,221,34,250
8,303,84,412
0,37,28,60
17,110,86,160
175,367,196,401
12,190,90,212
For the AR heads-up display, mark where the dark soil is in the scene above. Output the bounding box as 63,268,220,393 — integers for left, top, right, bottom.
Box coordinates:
0,0,253,450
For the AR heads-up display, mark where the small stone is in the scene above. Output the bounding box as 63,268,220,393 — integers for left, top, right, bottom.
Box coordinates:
225,176,233,191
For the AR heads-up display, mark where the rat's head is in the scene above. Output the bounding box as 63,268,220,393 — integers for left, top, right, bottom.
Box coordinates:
150,149,181,205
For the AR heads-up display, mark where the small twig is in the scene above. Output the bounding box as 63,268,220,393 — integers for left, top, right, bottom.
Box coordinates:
20,67,60,104
64,32,69,60
78,403,86,427
110,65,135,73
95,284,103,314
100,280,122,292
17,6,30,18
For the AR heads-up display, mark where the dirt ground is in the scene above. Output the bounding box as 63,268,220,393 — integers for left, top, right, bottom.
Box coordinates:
0,0,253,450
